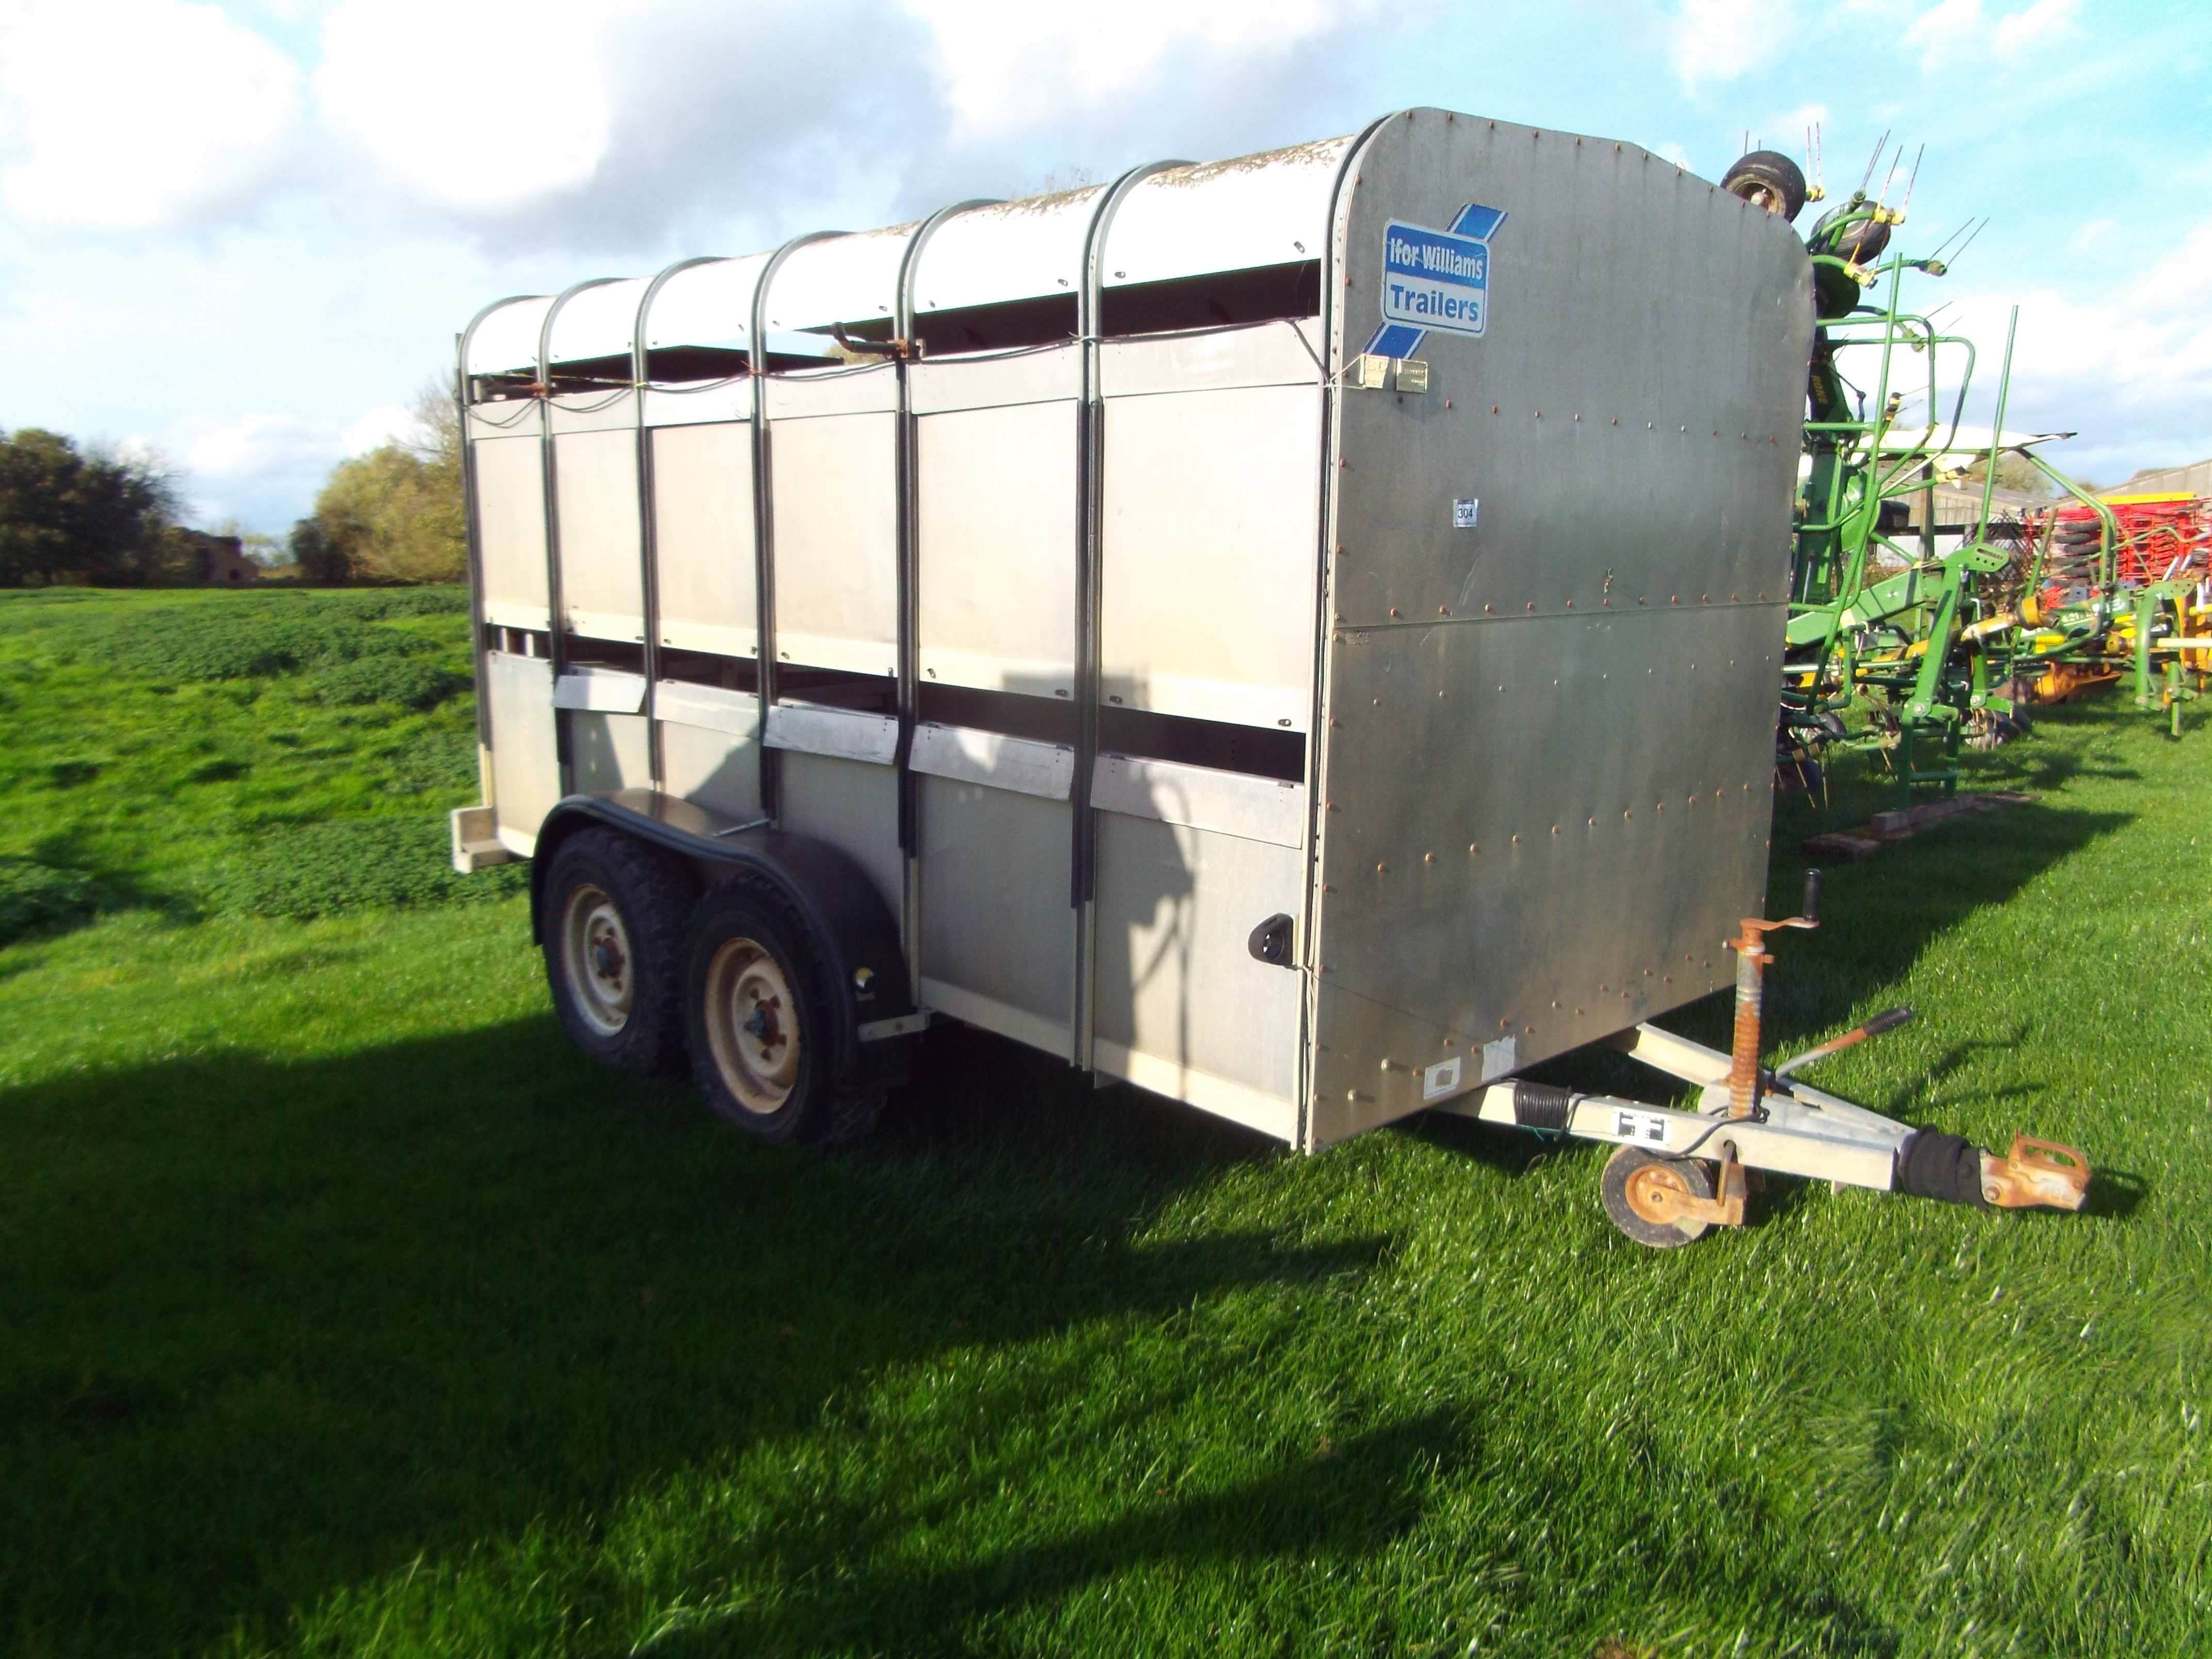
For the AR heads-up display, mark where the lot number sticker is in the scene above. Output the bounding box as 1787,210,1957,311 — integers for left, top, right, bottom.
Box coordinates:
1613,1108,1671,1146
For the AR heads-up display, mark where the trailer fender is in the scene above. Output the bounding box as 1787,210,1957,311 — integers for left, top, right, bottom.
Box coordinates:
528,790,918,1095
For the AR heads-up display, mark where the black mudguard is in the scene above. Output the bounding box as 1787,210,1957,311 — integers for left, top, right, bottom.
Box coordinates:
528,790,917,1095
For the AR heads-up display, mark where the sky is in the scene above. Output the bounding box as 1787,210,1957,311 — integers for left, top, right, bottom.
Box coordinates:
0,0,2205,534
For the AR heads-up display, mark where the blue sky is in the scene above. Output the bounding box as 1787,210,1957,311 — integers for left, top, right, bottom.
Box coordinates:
0,0,2204,534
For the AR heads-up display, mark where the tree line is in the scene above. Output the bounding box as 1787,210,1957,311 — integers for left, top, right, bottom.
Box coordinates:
1,377,466,588
288,382,466,585
0,430,187,586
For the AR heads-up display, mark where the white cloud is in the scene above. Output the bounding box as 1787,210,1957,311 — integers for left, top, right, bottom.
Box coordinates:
177,409,341,481
341,404,413,455
0,0,303,232
1902,0,2079,72
1668,0,1793,95
313,0,612,214
1946,217,2212,476
166,401,421,527
902,0,1384,144
2067,216,2116,253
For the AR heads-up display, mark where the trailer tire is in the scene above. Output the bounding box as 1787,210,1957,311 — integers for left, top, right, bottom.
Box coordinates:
1720,149,1808,221
685,872,881,1147
1601,1145,1715,1248
542,829,694,1077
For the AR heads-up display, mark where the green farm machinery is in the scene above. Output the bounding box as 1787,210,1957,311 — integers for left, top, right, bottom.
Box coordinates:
1722,140,2206,796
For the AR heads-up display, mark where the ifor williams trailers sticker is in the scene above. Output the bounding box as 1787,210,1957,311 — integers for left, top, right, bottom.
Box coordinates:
1364,203,1507,360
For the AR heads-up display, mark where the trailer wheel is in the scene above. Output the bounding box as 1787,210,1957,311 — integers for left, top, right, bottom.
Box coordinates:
1601,1146,1716,1248
543,829,693,1076
685,874,882,1147
1720,149,1808,221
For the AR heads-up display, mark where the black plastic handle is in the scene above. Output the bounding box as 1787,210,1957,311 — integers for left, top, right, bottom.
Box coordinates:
1864,1004,1914,1037
1802,868,1823,925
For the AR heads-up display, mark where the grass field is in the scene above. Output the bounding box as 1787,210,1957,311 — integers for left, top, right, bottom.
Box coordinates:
2,588,2205,1658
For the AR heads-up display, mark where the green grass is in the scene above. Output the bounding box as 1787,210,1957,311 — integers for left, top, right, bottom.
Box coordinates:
0,585,521,935
2,590,2206,1657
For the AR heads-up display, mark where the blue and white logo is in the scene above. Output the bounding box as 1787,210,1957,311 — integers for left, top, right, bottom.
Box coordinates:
1365,203,1506,360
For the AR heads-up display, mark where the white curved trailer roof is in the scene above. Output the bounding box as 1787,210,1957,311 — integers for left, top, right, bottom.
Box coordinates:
912,187,1103,315
461,137,1353,383
1101,138,1347,286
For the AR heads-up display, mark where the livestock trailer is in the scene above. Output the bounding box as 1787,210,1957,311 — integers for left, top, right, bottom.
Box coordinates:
451,109,2088,1245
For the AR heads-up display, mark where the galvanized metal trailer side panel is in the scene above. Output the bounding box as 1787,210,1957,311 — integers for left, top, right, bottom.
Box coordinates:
1306,111,1813,1146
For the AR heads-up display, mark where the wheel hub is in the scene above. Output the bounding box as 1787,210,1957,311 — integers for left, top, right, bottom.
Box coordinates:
560,882,635,1038
704,936,801,1116
1623,1160,1698,1226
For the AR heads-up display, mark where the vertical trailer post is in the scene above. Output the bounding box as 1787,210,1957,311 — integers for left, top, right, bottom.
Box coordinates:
456,299,530,813
536,279,622,799
631,257,722,793
1071,160,1182,1070
746,233,842,826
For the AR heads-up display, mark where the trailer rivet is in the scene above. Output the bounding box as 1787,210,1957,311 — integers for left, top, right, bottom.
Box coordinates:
1376,861,1387,872
1469,843,1478,854
1511,834,1520,843
1424,851,1435,862
1484,604,1492,613
1439,606,1449,615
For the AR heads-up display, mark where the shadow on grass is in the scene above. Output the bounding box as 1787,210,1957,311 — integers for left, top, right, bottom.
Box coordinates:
1621,794,2134,1081
637,1407,1470,1657
0,1018,1376,1657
